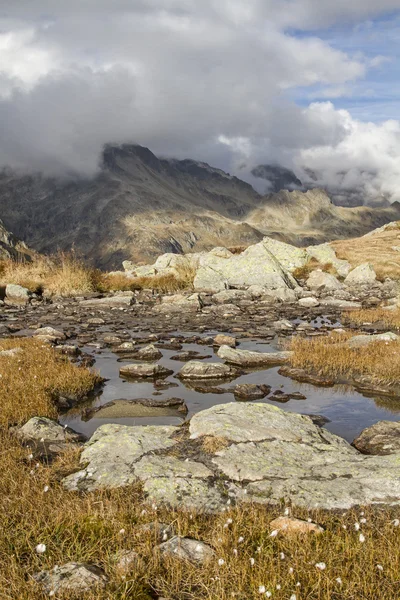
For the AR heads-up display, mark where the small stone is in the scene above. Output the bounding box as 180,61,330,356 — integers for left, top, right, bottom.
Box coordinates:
178,360,238,380
213,334,236,348
234,384,269,401
34,562,108,594
269,516,324,536
156,536,215,564
119,363,173,379
298,297,319,308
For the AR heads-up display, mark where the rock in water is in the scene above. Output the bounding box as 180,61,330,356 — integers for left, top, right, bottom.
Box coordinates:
178,360,238,379
353,421,400,455
217,345,292,367
119,363,173,379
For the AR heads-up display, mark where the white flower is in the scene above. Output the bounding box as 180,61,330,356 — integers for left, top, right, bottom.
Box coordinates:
218,558,225,566
392,519,399,527
119,529,125,535
336,577,342,585
238,536,244,543
43,485,49,493
290,595,297,600
35,543,46,554
227,518,233,525
354,522,360,531
266,593,272,598
289,567,294,574
342,525,347,530
28,454,33,460
49,592,55,597
256,546,261,553
359,533,365,543
276,584,281,590
270,529,278,538
233,548,238,556
315,562,326,571
258,586,266,594
280,552,285,560
360,518,367,524
296,582,301,587
250,557,255,566
377,564,384,571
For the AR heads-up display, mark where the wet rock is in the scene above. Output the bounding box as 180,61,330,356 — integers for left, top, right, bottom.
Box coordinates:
345,263,377,286
54,344,81,356
269,393,290,402
34,562,108,595
5,283,31,304
353,421,400,455
212,290,248,304
134,344,163,361
269,516,324,536
213,334,236,347
84,397,188,419
234,383,270,400
178,360,238,380
278,366,335,387
119,363,173,379
104,335,124,345
87,317,105,325
217,345,292,367
156,536,215,564
273,319,294,331
170,351,212,361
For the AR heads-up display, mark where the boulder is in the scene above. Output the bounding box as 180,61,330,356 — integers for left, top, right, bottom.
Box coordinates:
134,344,163,361
306,270,342,291
212,289,249,304
345,263,377,286
298,296,319,308
319,298,362,310
119,363,173,379
33,326,66,341
15,417,84,444
347,332,399,348
353,421,400,455
178,360,238,380
156,537,215,564
5,283,31,304
217,345,292,367
34,563,108,595
213,334,236,347
193,239,297,292
79,295,134,308
307,243,351,277
261,237,308,271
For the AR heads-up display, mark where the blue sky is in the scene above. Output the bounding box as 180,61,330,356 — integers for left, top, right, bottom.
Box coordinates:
291,11,400,121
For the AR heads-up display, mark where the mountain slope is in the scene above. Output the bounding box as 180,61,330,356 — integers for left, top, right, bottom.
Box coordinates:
0,145,399,269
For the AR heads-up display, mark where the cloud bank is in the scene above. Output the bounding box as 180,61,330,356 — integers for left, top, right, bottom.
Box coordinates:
0,0,400,203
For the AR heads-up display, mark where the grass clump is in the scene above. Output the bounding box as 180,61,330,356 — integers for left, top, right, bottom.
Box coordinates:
290,332,400,387
0,338,101,427
293,258,338,281
344,307,400,330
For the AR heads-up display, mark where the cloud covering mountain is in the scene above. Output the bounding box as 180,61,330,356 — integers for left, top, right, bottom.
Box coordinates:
1,1,400,203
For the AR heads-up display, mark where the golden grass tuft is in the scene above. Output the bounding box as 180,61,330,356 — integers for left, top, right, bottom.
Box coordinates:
331,223,400,280
0,338,101,427
292,258,338,281
344,307,400,330
200,435,230,454
290,332,400,386
1,339,400,597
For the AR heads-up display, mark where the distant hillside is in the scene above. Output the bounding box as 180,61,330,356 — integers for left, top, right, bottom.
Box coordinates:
0,145,399,269
0,219,32,261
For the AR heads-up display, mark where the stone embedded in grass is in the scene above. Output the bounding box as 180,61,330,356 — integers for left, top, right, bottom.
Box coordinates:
177,360,238,379
5,283,31,304
0,347,23,358
345,263,377,286
119,363,173,379
33,326,66,341
353,421,400,455
217,345,292,367
269,516,324,536
156,536,215,564
347,332,399,348
15,416,84,444
113,549,142,576
34,562,108,595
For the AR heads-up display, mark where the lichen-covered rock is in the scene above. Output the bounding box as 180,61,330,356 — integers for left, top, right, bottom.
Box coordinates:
15,416,84,444
307,270,342,291
307,243,351,277
262,237,309,271
345,263,377,286
217,345,292,367
178,360,238,379
5,283,31,304
34,562,108,595
156,536,215,564
353,421,400,455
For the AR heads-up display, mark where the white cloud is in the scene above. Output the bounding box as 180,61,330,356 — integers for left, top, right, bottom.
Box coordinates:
0,1,398,203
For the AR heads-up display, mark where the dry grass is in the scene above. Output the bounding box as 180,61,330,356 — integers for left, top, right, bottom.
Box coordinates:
2,338,400,598
0,253,98,297
290,332,400,386
344,307,400,330
200,435,230,454
293,259,338,281
331,223,400,280
0,338,101,427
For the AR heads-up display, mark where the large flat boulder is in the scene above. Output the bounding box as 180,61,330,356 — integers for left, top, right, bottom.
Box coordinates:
63,403,400,511
178,360,238,379
217,345,292,367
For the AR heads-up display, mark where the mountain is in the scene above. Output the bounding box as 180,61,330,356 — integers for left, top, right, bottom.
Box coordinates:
0,144,399,269
0,219,32,261
251,164,303,192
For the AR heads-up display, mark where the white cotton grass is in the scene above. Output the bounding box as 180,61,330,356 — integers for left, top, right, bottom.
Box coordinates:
270,529,278,538
354,522,360,531
258,585,266,594
290,595,297,600
359,533,366,543
218,558,225,566
43,485,49,493
392,519,399,527
35,543,46,554
377,564,384,571
315,562,326,571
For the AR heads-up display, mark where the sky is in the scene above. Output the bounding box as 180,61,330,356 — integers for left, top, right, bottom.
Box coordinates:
0,0,400,202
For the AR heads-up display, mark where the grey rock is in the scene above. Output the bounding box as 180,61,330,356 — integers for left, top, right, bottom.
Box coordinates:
213,334,236,347
345,263,377,286
178,360,238,379
134,344,163,361
347,332,399,348
80,295,133,307
5,283,31,304
298,296,320,308
15,416,83,444
119,363,173,379
33,326,66,341
34,562,108,594
114,550,141,575
319,298,362,310
0,347,23,358
307,270,342,291
156,536,215,564
234,383,270,400
353,421,400,455
217,345,292,367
